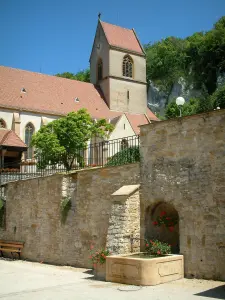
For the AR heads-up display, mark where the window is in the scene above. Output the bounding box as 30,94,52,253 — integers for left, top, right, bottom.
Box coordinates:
0,119,6,128
123,55,133,78
97,58,103,81
25,123,35,159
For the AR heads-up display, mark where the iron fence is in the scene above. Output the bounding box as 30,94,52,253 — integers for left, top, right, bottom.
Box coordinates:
0,135,140,197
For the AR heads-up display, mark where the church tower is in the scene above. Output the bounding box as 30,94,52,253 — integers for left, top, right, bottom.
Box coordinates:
90,19,147,114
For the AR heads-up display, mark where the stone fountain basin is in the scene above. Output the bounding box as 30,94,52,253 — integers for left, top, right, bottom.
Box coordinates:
106,253,184,286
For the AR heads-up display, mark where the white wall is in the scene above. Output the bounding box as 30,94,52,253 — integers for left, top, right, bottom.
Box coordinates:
19,112,57,141
109,114,135,140
0,109,13,129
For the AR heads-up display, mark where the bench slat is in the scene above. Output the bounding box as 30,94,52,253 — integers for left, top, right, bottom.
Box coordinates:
0,248,22,253
0,243,24,248
0,240,24,245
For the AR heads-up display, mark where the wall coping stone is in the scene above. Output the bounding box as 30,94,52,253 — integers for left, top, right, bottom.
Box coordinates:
111,185,140,200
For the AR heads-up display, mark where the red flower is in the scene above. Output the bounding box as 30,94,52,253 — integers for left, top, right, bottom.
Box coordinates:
160,211,166,217
90,245,94,250
169,226,174,232
89,255,92,259
153,221,158,226
157,251,161,255
146,243,149,247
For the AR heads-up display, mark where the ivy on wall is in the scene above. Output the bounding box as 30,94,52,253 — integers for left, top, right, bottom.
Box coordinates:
0,199,5,228
60,197,72,224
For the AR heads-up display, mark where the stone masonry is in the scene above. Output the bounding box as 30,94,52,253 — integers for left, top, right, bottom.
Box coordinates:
106,185,140,254
140,109,225,281
0,163,140,268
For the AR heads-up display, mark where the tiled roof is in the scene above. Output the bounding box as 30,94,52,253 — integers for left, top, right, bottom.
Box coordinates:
126,113,149,134
0,129,27,148
0,66,158,132
0,66,121,120
100,21,144,54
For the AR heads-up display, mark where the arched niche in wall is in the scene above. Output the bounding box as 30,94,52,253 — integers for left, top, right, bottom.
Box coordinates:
145,202,180,254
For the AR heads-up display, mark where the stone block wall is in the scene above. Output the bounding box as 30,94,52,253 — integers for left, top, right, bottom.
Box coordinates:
0,163,140,267
140,109,225,280
106,188,140,254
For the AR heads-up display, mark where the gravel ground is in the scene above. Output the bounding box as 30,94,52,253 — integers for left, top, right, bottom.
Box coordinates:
0,258,224,300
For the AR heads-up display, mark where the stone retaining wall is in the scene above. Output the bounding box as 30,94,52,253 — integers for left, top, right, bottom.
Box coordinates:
0,163,140,267
140,109,225,280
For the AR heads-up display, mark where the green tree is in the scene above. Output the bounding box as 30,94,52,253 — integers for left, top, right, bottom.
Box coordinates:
195,86,213,113
31,109,113,170
145,37,188,93
55,69,90,82
211,84,225,109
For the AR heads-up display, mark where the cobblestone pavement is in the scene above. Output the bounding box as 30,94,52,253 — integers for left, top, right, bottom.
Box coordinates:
0,259,224,300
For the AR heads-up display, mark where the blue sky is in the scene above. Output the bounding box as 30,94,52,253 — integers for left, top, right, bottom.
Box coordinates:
0,0,224,75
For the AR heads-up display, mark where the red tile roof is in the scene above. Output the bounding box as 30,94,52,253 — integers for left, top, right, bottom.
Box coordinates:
126,113,149,134
0,66,158,132
0,66,122,120
0,129,27,148
100,21,144,54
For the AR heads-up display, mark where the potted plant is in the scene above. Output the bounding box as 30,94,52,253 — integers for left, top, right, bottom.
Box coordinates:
145,239,171,256
89,245,110,280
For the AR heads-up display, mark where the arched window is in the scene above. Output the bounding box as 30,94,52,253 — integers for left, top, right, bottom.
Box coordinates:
122,55,133,78
25,123,35,159
0,119,6,128
97,58,103,81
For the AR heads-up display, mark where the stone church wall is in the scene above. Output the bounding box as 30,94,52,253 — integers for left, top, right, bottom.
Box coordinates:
0,163,140,267
140,109,225,280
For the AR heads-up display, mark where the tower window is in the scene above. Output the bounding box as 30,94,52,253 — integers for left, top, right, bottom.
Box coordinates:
0,119,6,128
25,123,35,159
123,55,133,78
127,90,130,100
97,58,103,81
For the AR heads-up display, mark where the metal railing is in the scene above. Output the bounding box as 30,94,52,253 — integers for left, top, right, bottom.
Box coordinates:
0,135,140,196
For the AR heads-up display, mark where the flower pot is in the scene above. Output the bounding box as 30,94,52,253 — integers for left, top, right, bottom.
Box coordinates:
94,263,106,281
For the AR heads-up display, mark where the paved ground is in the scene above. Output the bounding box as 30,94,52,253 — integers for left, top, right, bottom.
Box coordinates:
0,259,224,300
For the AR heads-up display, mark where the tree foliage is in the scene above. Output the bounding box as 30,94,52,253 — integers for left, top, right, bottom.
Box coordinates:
55,69,90,82
211,84,225,109
164,96,215,119
145,16,225,97
31,109,113,170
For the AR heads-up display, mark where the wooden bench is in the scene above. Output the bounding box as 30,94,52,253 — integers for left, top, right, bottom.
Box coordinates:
0,240,24,259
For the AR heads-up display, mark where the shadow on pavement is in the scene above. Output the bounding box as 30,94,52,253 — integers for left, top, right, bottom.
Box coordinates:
194,285,225,299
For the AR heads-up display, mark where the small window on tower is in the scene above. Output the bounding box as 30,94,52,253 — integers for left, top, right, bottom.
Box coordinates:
97,58,103,81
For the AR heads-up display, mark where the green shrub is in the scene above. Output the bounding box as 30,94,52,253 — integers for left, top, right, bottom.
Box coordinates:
60,197,71,224
105,146,140,167
211,84,225,109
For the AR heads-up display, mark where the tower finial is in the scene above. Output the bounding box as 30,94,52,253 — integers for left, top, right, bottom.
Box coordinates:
98,12,101,20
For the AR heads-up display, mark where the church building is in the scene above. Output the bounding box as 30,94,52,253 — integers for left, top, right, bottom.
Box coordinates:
0,19,158,160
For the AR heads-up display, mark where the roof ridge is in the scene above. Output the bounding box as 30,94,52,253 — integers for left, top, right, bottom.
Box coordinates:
100,20,133,32
0,65,93,86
